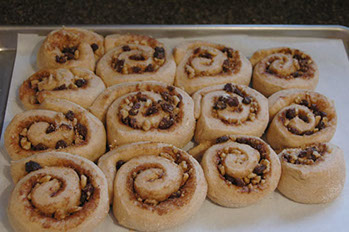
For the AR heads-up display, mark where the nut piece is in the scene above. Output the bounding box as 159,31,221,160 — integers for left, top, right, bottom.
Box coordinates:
144,199,158,205
182,173,189,185
39,175,52,183
218,164,226,176
80,175,87,189
159,152,174,162
179,161,188,171
142,120,151,131
20,137,31,150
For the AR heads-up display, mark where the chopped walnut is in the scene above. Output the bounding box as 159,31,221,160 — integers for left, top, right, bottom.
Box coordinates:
20,137,31,150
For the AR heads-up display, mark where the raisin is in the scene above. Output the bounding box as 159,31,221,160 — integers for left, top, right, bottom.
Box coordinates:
55,140,67,149
299,114,309,123
222,59,230,72
33,143,47,151
80,183,94,205
114,59,125,72
299,99,309,107
133,102,141,109
158,117,174,129
136,92,147,102
242,96,251,104
199,53,213,59
167,85,175,92
116,160,125,170
128,118,138,129
161,102,174,112
75,79,87,87
122,45,131,51
66,52,74,60
292,71,301,77
145,64,154,72
171,191,182,198
145,105,158,116
225,175,245,187
317,121,325,130
194,48,201,54
223,83,233,92
253,165,266,175
222,47,233,58
54,84,67,90
286,109,296,119
55,55,66,63
160,91,171,101
129,54,145,61
153,47,165,59
121,116,129,125
129,108,139,116
288,127,300,135
46,124,55,134
132,66,142,73
233,87,244,97
65,110,75,121
216,136,229,143
91,43,99,52
304,131,314,135
213,100,227,110
226,96,239,107
75,123,87,139
25,161,42,173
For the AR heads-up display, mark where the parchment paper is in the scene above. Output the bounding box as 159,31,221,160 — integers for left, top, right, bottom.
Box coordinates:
1,33,349,232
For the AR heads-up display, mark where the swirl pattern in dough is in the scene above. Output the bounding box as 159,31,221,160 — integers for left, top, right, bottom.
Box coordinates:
278,143,345,203
96,34,176,86
190,135,280,207
266,89,337,151
250,47,319,97
37,27,104,71
173,41,252,94
89,81,195,148
98,142,207,231
19,67,106,109
192,83,268,143
4,98,106,161
8,152,109,232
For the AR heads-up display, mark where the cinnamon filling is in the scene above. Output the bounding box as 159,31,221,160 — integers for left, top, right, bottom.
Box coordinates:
282,144,327,165
124,148,194,215
214,136,270,193
212,84,259,125
118,87,182,131
18,111,88,151
185,46,242,79
264,48,315,79
111,45,166,74
280,96,330,135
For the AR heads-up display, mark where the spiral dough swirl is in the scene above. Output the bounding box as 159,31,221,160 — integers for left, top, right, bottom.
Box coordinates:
173,41,252,94
97,34,176,86
8,152,109,232
4,98,106,161
266,89,337,151
191,135,281,207
192,83,268,143
98,142,207,231
250,47,319,97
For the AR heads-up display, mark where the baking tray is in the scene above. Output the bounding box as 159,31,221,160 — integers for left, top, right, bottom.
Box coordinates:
0,25,349,138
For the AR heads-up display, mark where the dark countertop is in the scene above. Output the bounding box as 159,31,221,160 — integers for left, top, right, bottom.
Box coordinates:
0,0,348,26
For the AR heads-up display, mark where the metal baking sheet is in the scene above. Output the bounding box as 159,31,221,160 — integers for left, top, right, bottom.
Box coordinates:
0,25,349,136
1,25,349,232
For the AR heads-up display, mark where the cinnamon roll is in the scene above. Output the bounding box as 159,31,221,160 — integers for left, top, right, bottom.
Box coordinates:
37,27,104,71
250,47,319,97
193,83,268,143
19,67,106,109
266,89,337,151
89,81,195,148
9,152,109,232
278,143,345,204
4,98,106,161
96,34,176,86
98,142,207,231
173,41,252,94
191,135,280,207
